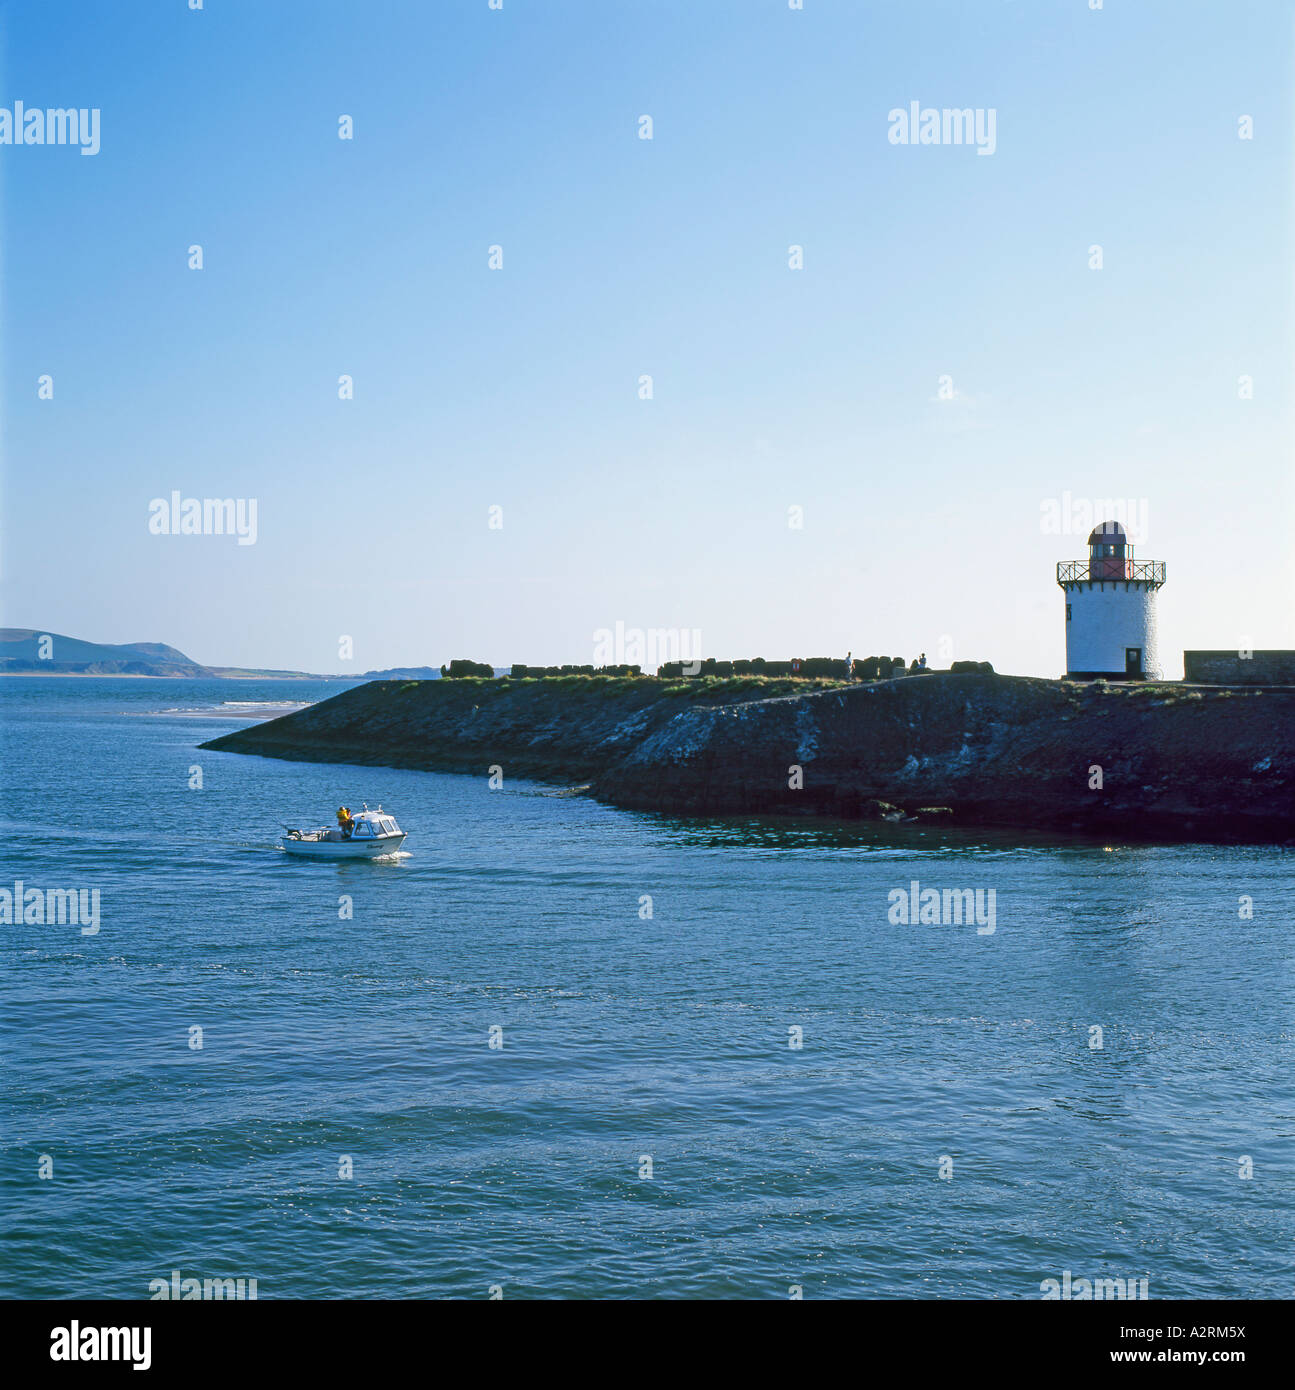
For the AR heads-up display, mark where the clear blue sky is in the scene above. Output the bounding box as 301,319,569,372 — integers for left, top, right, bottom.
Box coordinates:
3,0,1292,676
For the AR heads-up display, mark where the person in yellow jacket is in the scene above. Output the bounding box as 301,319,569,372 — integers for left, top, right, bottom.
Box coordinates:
336,806,354,836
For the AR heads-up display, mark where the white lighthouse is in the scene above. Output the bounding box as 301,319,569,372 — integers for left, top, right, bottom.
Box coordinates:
1057,521,1165,680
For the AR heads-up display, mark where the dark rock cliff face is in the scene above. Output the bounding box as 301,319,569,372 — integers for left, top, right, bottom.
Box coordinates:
201,677,804,782
201,674,1295,843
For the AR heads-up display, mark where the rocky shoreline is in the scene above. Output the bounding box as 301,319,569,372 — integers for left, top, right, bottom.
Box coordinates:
200,673,1295,844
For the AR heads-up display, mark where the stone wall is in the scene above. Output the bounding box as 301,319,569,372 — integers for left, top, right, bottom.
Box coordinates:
1183,651,1295,686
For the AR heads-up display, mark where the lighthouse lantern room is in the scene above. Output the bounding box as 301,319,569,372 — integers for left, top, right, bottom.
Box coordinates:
1056,521,1165,680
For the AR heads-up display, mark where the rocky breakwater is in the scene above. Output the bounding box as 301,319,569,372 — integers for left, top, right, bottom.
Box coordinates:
596,673,1295,841
199,675,840,784
202,673,1295,843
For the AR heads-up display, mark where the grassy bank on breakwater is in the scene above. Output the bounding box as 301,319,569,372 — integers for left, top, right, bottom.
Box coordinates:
201,672,1295,843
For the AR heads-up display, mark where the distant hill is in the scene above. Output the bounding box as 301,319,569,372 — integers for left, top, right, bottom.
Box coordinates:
0,629,329,679
208,667,348,680
359,666,442,680
0,628,211,675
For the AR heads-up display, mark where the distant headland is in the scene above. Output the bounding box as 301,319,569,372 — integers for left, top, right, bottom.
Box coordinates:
0,628,431,681
0,629,320,678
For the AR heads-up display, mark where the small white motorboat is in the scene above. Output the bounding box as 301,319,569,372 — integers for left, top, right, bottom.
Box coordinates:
280,805,407,859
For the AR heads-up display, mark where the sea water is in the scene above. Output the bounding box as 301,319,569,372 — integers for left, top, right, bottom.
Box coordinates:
1,677,1290,1299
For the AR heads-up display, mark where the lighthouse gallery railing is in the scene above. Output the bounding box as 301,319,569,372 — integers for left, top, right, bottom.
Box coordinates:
1056,560,1166,587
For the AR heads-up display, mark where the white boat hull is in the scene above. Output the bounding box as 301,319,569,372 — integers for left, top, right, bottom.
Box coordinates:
281,833,407,859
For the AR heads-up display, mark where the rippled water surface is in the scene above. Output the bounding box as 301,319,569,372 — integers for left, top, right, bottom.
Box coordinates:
2,678,1291,1299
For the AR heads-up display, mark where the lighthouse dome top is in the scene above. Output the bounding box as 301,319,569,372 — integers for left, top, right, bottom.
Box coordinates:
1087,520,1127,545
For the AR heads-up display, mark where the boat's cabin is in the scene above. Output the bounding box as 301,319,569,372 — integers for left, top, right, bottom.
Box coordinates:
348,809,402,839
